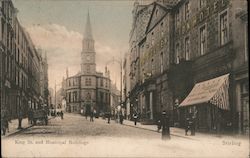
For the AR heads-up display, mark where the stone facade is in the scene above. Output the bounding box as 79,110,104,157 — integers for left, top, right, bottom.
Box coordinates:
169,0,248,133
0,0,48,119
128,0,248,133
129,2,175,123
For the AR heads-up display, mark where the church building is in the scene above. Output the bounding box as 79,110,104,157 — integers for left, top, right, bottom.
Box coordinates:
65,12,111,115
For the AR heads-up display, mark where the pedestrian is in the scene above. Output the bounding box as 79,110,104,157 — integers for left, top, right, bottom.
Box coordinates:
191,113,196,136
120,113,123,124
185,114,192,136
133,112,138,126
28,109,32,125
93,109,97,118
1,110,8,135
106,111,111,124
161,111,170,140
90,110,94,122
60,111,64,120
17,110,23,129
157,119,161,132
85,109,88,120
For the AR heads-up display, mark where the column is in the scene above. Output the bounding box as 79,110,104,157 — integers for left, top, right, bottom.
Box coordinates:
149,91,153,119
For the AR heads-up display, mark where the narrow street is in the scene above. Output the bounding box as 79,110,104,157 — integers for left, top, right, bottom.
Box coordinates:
2,113,248,157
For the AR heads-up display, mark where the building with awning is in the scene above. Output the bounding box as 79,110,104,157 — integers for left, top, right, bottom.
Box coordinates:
180,74,230,110
179,74,231,132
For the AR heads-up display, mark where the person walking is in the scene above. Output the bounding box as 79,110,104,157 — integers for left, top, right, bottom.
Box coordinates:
17,109,23,129
106,111,111,124
120,113,124,124
157,119,161,132
60,111,64,120
90,110,94,122
1,110,8,135
185,116,191,136
161,111,170,140
133,112,138,126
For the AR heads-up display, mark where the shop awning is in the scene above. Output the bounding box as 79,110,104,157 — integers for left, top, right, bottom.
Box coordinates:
179,74,230,110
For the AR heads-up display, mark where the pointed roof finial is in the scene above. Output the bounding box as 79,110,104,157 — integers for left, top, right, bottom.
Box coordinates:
84,10,93,39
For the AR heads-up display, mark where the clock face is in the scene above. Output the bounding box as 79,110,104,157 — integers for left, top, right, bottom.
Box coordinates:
86,55,90,61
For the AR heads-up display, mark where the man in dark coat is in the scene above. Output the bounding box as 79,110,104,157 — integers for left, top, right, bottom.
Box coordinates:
106,111,111,124
161,111,170,140
133,112,138,126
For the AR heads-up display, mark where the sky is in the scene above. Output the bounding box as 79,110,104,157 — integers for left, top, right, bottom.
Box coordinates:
12,0,136,90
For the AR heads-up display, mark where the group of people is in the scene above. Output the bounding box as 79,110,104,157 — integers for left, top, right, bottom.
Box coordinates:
85,109,96,122
50,110,64,120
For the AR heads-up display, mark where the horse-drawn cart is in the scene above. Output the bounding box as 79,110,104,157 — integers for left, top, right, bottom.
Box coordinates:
33,109,48,125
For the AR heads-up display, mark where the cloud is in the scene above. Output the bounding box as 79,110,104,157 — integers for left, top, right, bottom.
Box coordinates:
26,23,127,90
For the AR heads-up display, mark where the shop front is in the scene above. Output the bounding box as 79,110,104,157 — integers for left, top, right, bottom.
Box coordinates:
179,74,231,132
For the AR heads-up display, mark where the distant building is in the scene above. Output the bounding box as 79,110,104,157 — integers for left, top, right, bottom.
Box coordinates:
65,12,111,115
110,83,120,116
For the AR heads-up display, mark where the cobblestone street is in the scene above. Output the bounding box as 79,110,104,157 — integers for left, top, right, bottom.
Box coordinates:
2,113,248,157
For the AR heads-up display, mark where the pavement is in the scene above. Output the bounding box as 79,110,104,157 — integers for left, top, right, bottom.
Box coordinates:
1,116,54,138
120,118,248,142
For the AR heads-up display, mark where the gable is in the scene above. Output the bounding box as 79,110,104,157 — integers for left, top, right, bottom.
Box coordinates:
146,3,170,33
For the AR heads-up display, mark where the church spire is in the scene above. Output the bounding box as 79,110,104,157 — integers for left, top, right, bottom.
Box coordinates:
84,10,93,40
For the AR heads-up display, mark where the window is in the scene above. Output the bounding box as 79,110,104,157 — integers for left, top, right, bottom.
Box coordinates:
176,43,180,64
185,37,190,60
220,10,228,45
151,59,154,75
185,1,190,20
85,78,91,86
176,9,180,27
73,92,77,102
160,52,163,73
200,0,206,8
86,65,90,73
161,22,164,37
100,78,103,87
200,25,206,55
151,32,154,45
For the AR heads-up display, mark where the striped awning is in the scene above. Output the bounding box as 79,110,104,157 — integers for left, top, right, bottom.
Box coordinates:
179,74,230,110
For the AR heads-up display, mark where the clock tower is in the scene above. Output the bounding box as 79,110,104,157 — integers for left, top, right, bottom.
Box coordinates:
81,12,96,74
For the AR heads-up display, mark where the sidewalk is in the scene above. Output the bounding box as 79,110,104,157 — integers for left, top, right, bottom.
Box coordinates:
1,118,32,138
1,116,54,138
121,119,248,142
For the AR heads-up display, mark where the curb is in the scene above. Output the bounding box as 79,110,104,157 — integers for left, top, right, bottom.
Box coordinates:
122,123,198,141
